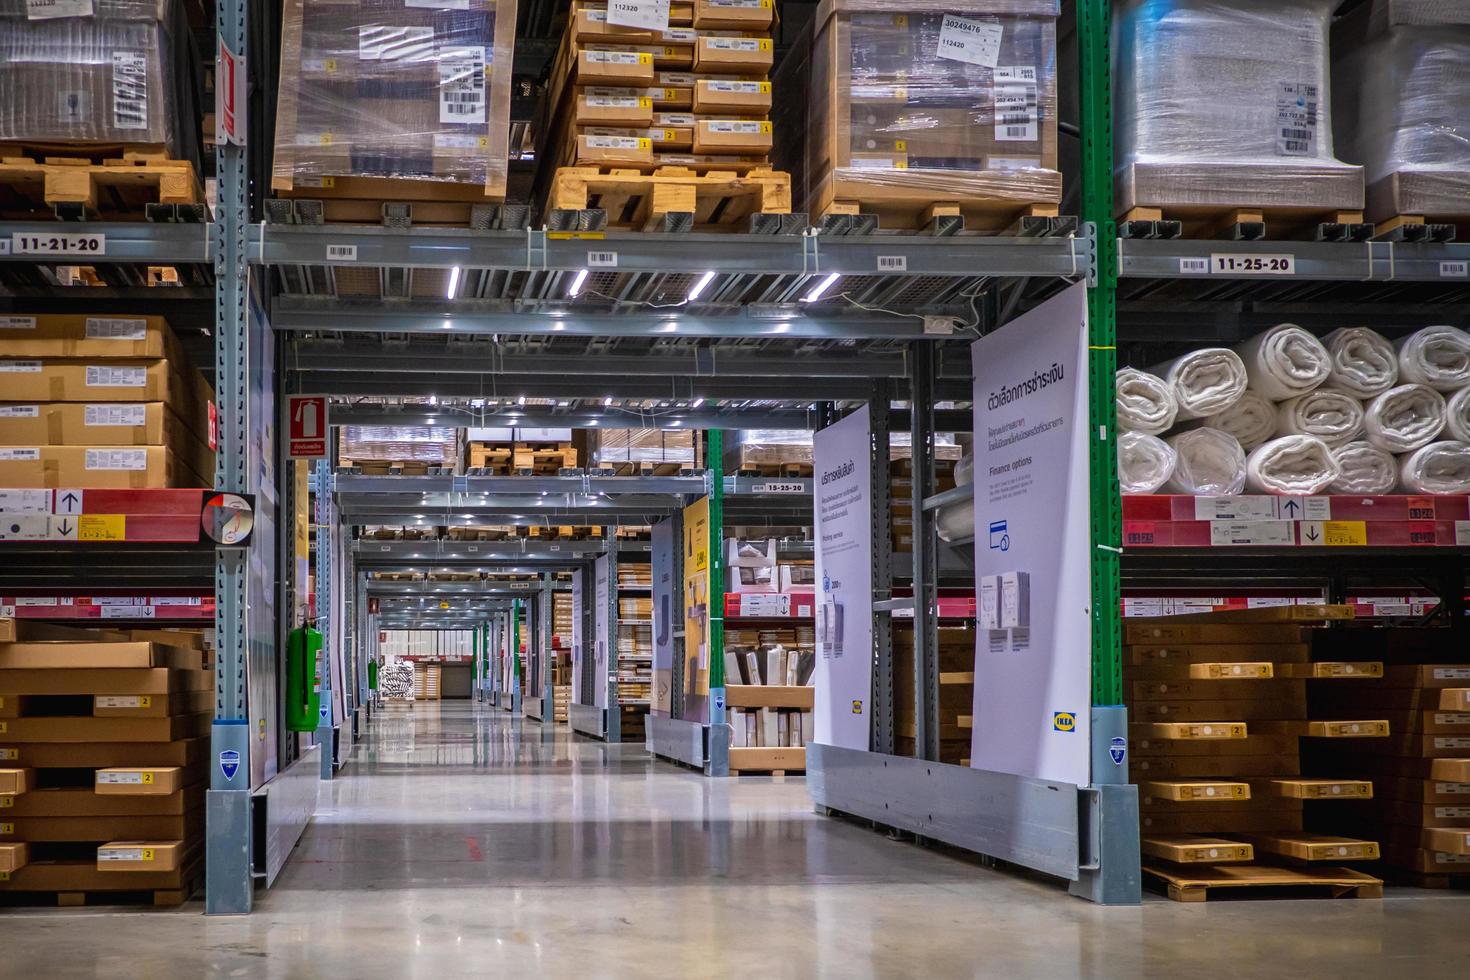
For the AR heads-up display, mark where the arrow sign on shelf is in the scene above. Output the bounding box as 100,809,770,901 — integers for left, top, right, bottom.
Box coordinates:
1282,499,1301,517
56,490,82,515
1304,524,1320,543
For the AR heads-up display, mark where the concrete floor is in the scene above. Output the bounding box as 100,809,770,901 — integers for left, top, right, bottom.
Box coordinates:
6,701,1470,977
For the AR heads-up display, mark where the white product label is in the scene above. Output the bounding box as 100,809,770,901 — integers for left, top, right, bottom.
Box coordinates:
150,596,202,605
705,36,763,51
102,605,155,618
987,157,1040,171
586,135,645,149
1440,261,1469,279
325,244,357,262
849,157,902,169
1209,521,1294,546
1436,783,1470,794
439,46,487,124
98,848,147,862
937,15,1002,68
96,771,145,784
654,113,697,126
11,233,105,256
15,597,58,605
1193,496,1278,521
26,0,92,20
705,120,766,134
587,50,649,65
405,0,467,8
85,448,148,471
0,361,41,373
662,28,697,42
608,0,670,32
0,317,36,330
359,26,433,62
709,0,766,7
85,317,148,340
0,405,39,418
1434,807,1470,818
1457,521,1470,547
993,66,1038,142
1276,82,1318,157
96,696,145,708
86,365,146,387
586,95,645,109
1210,253,1296,276
707,80,763,94
1434,737,1470,748
658,72,696,85
1436,713,1470,725
753,482,806,494
1435,853,1470,865
433,134,486,149
111,51,149,131
84,404,147,427
877,255,907,273
1179,257,1210,275
737,594,791,617
588,250,618,268
1431,668,1470,679
0,489,48,514
0,449,40,461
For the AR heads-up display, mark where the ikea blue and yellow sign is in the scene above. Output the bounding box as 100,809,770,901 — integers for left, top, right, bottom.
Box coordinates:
1052,711,1076,733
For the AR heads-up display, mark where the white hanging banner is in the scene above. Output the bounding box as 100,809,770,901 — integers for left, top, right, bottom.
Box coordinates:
813,404,874,750
650,519,676,716
970,282,1092,786
594,554,611,709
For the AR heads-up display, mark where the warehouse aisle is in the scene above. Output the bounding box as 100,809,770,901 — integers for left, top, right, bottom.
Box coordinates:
6,702,1470,977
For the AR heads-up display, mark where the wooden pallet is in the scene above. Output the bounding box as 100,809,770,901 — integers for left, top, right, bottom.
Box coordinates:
728,746,806,775
546,165,791,232
814,191,1063,235
0,143,202,220
1144,863,1383,903
1118,205,1374,243
271,176,516,228
0,857,203,908
1371,214,1460,244
599,461,691,476
735,462,814,478
467,441,579,474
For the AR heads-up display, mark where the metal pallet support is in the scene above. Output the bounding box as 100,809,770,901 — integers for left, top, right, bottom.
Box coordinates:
510,600,523,713
909,345,939,762
668,511,686,723
869,381,895,755
315,458,335,780
706,431,729,777
538,572,555,739
606,540,621,743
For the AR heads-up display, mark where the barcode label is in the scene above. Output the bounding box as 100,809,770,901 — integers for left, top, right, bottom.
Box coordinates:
994,67,1038,143
1179,257,1210,274
1276,82,1318,157
707,80,763,93
111,51,148,131
86,448,148,470
101,604,154,618
1440,261,1469,279
0,406,39,417
608,0,669,32
705,120,766,134
586,95,644,108
85,317,147,340
654,113,697,125
98,848,148,862
0,362,42,373
97,771,145,784
587,50,648,64
326,244,357,261
877,255,907,272
704,36,764,51
96,696,145,708
85,404,147,426
588,250,619,268
439,46,487,124
0,317,36,330
0,449,40,461
585,135,646,149
86,365,146,387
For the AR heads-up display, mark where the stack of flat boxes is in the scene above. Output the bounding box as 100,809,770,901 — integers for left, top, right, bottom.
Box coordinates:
723,633,813,750
0,621,211,905
0,316,213,489
594,428,699,471
894,625,974,765
616,584,652,705
542,0,777,173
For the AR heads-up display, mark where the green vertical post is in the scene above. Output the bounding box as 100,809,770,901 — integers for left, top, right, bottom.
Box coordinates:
1080,0,1122,709
512,601,522,683
707,430,725,708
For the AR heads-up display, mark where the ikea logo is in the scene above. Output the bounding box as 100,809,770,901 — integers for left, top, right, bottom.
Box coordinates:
1052,712,1076,732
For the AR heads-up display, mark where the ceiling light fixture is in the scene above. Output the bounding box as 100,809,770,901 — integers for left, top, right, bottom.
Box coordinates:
802,273,840,303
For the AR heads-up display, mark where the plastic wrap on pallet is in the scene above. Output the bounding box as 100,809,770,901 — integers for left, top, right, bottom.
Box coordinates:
1112,0,1363,212
1333,0,1470,219
890,431,962,461
772,0,1062,218
0,0,197,160
271,0,516,195
592,429,696,465
726,429,813,467
341,426,458,463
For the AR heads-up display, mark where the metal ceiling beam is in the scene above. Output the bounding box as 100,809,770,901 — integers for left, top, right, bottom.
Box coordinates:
304,373,970,401
337,474,708,494
353,540,647,560
325,404,975,431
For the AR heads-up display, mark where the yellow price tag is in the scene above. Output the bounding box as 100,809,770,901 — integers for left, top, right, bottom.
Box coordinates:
324,57,337,73
894,87,908,101
638,97,652,108
663,46,676,57
319,133,334,146
758,82,771,94
895,140,907,151
0,723,7,735
759,122,772,134
141,771,154,784
637,138,652,150
760,0,771,7
0,871,8,882
320,177,336,189
1323,521,1368,546
77,515,125,541
638,53,653,64
0,750,14,761
142,849,155,862
758,39,772,51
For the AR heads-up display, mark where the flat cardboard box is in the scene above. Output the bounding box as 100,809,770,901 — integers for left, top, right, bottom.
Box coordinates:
1131,732,1296,758
1129,678,1285,701
1383,843,1470,874
1277,661,1383,680
1133,755,1299,778
0,842,27,873
693,35,772,72
94,689,214,718
1140,836,1253,864
1378,709,1470,735
1128,643,1311,665
572,6,658,42
0,445,205,489
97,840,185,872
1140,780,1249,803
0,620,127,644
1249,834,1380,862
1375,777,1470,805
1139,810,1300,836
0,811,201,842
1134,699,1306,723
577,47,657,85
1264,778,1372,800
1442,689,1470,711
0,858,190,892
580,125,693,150
1144,721,1249,741
692,118,772,154
0,769,31,796
693,78,771,114
96,766,185,796
575,133,655,164
0,315,180,359
0,403,212,473
0,667,211,696
575,89,655,125
1382,665,1470,689
1378,800,1470,828
0,641,202,670
0,712,211,744
694,0,774,31
0,359,208,418
0,737,207,769
1125,623,1308,644
1423,827,1470,855
3,785,199,817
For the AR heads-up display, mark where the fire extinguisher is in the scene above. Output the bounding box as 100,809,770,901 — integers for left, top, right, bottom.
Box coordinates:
368,658,379,691
286,624,323,732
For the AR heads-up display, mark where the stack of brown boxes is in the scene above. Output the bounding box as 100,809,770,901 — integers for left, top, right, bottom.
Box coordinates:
594,428,700,473
0,620,211,906
0,315,213,489
541,0,777,173
723,637,814,761
1308,632,1470,884
1126,607,1389,901
617,578,653,706
894,624,973,765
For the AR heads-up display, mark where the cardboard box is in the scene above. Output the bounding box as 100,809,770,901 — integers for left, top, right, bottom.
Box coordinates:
577,47,657,84
1128,643,1312,666
0,642,202,671
572,6,659,42
575,89,656,125
1251,834,1380,862
1423,827,1470,855
1134,755,1299,778
1125,623,1308,644
575,133,655,164
693,78,772,114
0,401,210,457
94,690,214,718
1376,777,1470,805
0,667,211,696
1264,778,1373,800
0,445,205,489
0,359,209,419
96,767,186,796
0,858,189,892
1381,664,1470,689
0,737,207,770
694,0,774,31
581,125,693,151
0,621,128,644
727,537,777,593
0,713,211,743
778,563,815,594
97,840,185,872
693,35,772,72
0,842,27,874
1140,836,1253,864
4,786,198,817
1140,780,1249,803
0,812,200,842
692,118,772,154
0,769,31,796
0,315,182,360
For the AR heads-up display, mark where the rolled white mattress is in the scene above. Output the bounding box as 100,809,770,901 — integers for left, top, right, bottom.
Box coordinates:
1363,384,1447,453
1165,427,1246,496
1118,431,1177,494
1235,323,1331,401
1152,348,1247,420
1245,435,1340,495
1322,327,1398,398
1329,441,1398,494
1398,441,1470,495
1202,389,1276,450
1396,325,1470,392
1275,389,1365,448
1115,368,1178,434
1445,387,1470,443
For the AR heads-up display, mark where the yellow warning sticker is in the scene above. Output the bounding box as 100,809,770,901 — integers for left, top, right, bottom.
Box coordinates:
0,723,6,735
78,515,125,541
1324,521,1368,546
